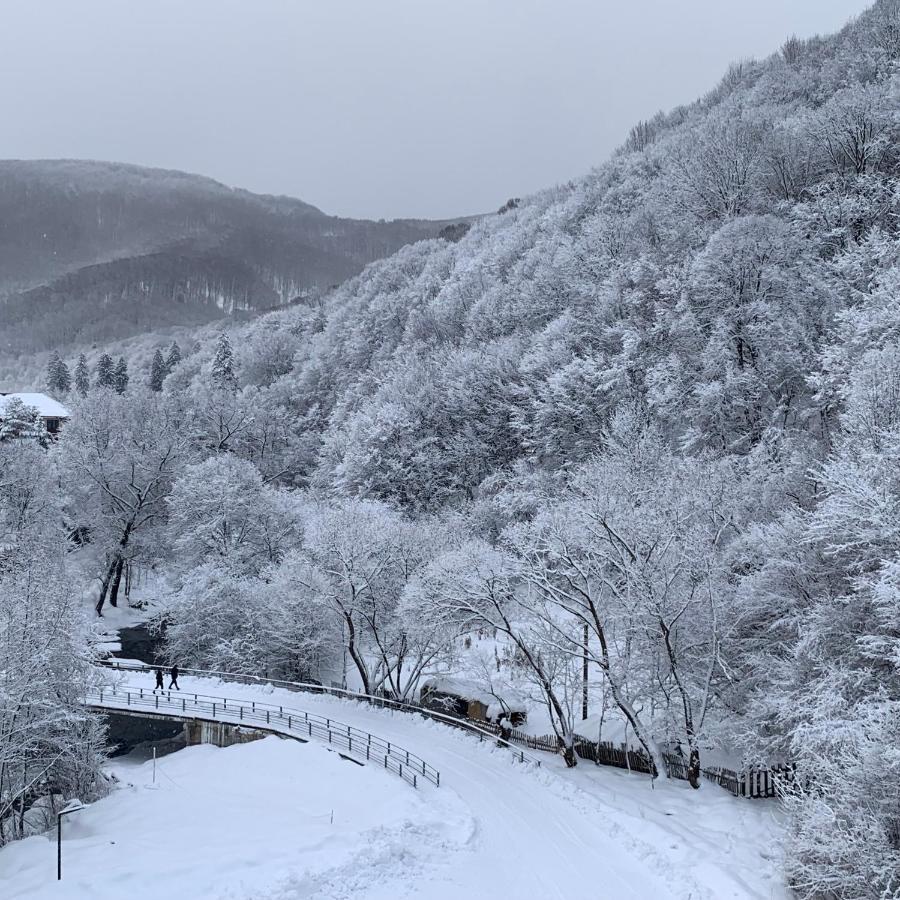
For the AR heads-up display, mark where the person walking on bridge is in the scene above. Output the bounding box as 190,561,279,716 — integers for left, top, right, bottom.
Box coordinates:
169,664,180,690
153,667,164,693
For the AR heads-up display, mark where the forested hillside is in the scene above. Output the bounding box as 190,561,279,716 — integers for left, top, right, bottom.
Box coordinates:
0,160,466,354
164,5,900,892
4,3,899,896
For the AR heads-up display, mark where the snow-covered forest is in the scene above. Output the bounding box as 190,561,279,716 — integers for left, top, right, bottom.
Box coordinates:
2,2,900,896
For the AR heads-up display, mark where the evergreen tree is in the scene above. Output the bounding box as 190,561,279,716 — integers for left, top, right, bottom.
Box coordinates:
0,396,45,443
45,351,71,394
45,353,58,393
149,349,167,392
75,354,91,397
95,353,116,389
58,358,72,394
113,357,129,394
166,341,182,373
211,333,237,392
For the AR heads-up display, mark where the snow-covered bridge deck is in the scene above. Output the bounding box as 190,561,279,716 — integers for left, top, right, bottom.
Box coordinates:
86,684,439,788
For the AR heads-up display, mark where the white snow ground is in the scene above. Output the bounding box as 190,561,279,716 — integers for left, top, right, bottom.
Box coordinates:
1,670,789,900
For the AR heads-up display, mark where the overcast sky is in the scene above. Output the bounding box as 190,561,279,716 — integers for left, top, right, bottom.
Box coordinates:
0,1,872,220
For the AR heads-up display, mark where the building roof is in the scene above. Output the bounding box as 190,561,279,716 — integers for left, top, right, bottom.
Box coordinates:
0,392,71,418
421,676,527,713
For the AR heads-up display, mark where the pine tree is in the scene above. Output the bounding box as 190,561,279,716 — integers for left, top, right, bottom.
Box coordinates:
0,396,44,442
149,349,167,392
95,354,116,389
166,341,182,373
45,353,58,393
74,354,90,397
113,357,129,394
45,351,71,394
57,358,72,394
211,333,237,392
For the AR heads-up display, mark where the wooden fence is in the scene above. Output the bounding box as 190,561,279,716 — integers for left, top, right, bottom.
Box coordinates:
462,716,793,799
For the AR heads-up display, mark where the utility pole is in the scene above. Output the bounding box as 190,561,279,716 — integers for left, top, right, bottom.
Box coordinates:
582,623,589,720
57,801,86,880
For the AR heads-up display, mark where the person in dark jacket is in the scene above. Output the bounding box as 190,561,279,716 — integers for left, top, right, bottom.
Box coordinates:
169,665,180,690
154,667,164,692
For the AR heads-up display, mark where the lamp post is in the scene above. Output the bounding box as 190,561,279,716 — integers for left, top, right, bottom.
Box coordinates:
57,801,85,881
582,623,589,721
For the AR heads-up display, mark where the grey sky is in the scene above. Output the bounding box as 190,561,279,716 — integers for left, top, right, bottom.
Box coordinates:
0,1,872,219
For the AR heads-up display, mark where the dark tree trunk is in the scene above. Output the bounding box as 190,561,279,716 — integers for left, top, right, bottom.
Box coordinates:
108,557,125,608
688,748,701,789
95,557,118,616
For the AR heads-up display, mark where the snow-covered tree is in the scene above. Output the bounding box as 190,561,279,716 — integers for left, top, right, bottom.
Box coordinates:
299,499,445,697
45,352,71,395
408,538,583,765
745,343,900,896
0,445,107,844
113,357,129,394
211,332,237,393
94,353,115,389
59,389,194,614
0,398,46,445
166,455,301,578
74,354,90,397
149,349,167,393
166,341,182,373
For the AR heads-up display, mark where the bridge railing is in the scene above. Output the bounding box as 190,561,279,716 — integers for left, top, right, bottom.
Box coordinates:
97,659,543,769
87,684,439,790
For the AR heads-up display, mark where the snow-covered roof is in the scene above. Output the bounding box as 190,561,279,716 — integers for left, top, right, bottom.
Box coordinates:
421,676,527,712
0,392,70,418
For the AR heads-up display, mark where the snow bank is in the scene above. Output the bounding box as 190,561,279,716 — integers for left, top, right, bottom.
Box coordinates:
1,737,462,900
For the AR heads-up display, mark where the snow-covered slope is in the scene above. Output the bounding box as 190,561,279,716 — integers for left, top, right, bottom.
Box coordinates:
2,738,459,900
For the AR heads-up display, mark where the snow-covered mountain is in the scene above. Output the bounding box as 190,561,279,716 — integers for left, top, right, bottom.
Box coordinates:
0,159,469,354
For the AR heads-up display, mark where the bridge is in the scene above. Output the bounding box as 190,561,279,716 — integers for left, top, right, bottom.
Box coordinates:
97,659,545,767
87,684,440,789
